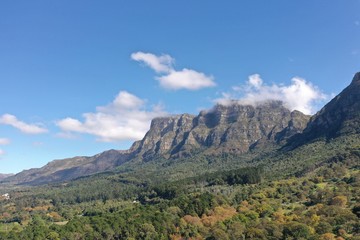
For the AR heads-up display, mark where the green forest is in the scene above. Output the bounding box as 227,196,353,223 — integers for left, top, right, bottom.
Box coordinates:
0,147,359,239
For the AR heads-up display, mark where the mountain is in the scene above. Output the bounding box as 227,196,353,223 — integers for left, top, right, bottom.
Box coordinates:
0,173,13,181
5,72,360,186
3,101,309,185
289,72,360,147
4,150,133,185
2,73,360,239
131,101,309,160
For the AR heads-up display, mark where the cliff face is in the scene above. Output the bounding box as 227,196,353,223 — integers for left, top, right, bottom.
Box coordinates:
131,101,310,159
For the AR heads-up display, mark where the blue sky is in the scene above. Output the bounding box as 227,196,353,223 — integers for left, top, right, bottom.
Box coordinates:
0,0,359,174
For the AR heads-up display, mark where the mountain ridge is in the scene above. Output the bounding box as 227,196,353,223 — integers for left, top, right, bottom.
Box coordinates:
4,72,360,186
3,101,309,185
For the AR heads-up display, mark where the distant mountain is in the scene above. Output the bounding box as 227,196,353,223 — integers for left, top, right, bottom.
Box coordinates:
289,72,360,147
4,150,132,185
0,173,13,181
4,101,309,185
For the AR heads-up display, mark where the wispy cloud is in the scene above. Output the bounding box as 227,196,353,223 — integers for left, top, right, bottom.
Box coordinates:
0,138,10,145
131,52,174,73
131,52,215,90
0,149,5,156
215,74,327,115
57,91,167,142
0,114,48,134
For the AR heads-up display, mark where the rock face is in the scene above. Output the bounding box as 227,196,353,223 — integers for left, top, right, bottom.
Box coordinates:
130,101,310,159
290,72,360,145
4,101,310,185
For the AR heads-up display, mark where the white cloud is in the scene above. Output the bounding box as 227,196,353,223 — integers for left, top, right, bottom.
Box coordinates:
248,74,263,89
0,138,10,145
0,114,48,134
0,149,4,156
132,51,215,90
157,68,216,90
215,74,327,115
131,52,174,73
57,91,167,142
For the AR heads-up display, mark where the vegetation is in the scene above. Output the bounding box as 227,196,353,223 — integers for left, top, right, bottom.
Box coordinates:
1,70,359,239
0,148,359,239
0,131,360,239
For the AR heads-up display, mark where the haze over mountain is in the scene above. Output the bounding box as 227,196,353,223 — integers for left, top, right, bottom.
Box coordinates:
2,72,360,186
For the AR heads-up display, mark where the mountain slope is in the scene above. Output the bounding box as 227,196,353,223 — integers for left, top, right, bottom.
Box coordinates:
4,101,309,185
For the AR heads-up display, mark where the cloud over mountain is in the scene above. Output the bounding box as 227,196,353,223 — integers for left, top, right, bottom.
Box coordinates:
215,74,327,115
131,52,215,90
57,91,167,142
